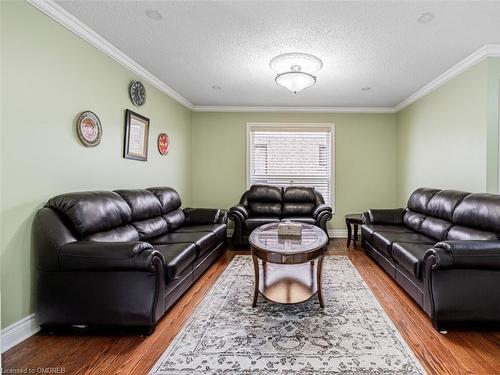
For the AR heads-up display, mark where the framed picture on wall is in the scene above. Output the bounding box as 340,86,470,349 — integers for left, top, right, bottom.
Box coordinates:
124,109,149,161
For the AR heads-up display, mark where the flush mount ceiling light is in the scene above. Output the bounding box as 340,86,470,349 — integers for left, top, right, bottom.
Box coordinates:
145,9,163,20
417,12,435,24
270,52,323,94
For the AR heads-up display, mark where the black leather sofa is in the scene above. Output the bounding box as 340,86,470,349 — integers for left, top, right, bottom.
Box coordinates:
362,188,500,331
34,187,227,333
229,185,332,246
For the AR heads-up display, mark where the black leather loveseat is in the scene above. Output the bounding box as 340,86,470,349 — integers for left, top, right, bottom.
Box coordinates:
34,187,227,333
229,185,332,246
362,188,500,331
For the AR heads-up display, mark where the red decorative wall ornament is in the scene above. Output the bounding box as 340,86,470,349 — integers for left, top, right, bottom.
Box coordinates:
157,133,170,155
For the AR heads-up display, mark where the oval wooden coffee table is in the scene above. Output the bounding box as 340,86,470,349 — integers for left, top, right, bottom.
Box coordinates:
249,222,328,308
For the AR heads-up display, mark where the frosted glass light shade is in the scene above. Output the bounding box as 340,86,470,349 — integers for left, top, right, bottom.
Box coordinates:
275,71,316,93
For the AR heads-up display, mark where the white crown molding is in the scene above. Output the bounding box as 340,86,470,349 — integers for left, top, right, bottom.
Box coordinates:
192,105,396,113
394,44,500,112
1,314,40,353
26,0,194,110
24,2,500,114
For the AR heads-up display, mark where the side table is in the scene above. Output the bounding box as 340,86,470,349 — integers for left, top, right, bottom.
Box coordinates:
345,214,363,248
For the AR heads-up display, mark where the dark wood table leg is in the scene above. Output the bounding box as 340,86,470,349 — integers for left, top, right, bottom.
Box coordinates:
346,221,352,248
353,223,359,245
251,250,259,308
317,254,325,308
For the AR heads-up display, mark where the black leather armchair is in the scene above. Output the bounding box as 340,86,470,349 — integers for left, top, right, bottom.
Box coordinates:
229,185,332,246
34,187,227,334
362,188,500,330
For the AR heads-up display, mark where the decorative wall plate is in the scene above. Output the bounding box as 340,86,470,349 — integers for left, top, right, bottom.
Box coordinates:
76,111,102,147
129,80,146,107
158,133,170,155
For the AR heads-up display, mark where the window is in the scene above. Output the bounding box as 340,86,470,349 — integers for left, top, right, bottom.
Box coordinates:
247,123,333,207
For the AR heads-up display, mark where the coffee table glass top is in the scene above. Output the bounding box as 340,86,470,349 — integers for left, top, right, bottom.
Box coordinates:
249,222,328,254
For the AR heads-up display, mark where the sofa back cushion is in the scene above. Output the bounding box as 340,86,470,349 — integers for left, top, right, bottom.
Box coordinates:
405,188,500,237
46,191,132,237
452,193,500,233
115,189,168,239
147,187,182,214
147,187,185,230
403,210,426,232
282,203,315,216
248,202,282,217
420,217,453,240
132,217,169,240
282,186,316,216
246,185,282,216
115,189,162,220
247,185,282,202
85,224,140,242
426,190,469,221
163,210,185,231
407,188,440,214
447,226,498,241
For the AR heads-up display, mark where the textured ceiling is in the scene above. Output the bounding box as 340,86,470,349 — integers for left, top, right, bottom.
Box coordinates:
56,1,500,108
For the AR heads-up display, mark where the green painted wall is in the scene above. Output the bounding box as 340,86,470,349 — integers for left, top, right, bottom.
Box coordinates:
486,58,500,192
396,60,491,204
191,112,398,229
0,2,192,328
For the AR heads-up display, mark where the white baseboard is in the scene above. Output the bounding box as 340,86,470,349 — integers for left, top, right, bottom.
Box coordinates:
227,228,348,238
1,314,40,353
328,229,348,238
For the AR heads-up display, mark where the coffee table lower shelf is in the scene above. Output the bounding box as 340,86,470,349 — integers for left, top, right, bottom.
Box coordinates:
251,256,325,308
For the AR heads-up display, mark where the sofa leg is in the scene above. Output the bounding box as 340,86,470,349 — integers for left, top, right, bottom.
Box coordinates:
432,320,447,334
138,325,155,336
40,324,59,335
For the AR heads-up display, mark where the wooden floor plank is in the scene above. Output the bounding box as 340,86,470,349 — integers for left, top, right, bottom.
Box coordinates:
3,242,499,375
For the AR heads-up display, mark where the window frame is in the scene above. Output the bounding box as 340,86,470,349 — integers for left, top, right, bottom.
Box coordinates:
246,122,335,213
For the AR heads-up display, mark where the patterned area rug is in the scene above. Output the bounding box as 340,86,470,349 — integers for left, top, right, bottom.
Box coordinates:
150,256,425,374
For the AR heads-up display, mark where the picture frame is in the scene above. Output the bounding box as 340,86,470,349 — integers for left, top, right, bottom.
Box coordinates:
124,109,149,161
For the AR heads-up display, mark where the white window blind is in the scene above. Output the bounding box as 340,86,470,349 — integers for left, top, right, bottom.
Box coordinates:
248,125,332,206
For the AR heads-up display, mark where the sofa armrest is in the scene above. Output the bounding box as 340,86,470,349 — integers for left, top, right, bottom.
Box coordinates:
367,208,405,225
312,204,332,219
59,241,163,272
425,241,500,270
183,208,221,225
218,209,228,224
361,212,371,224
229,204,249,220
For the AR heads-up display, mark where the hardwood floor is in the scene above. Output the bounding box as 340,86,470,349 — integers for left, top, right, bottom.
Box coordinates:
3,239,500,374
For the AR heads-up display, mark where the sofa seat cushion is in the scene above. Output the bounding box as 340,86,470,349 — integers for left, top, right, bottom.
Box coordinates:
371,232,435,257
175,224,227,242
244,217,280,232
283,217,316,225
150,232,217,257
154,243,197,282
392,242,433,279
361,224,413,241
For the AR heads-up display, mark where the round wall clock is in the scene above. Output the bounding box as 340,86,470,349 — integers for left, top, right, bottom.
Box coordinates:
129,80,146,106
158,133,170,155
76,111,102,147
